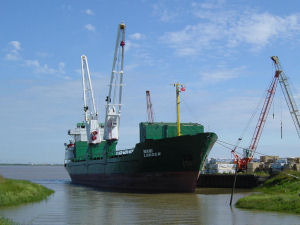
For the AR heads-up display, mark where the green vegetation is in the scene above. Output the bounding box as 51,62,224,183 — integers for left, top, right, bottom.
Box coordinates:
0,174,54,208
236,171,300,214
252,171,270,177
0,217,15,225
0,174,54,225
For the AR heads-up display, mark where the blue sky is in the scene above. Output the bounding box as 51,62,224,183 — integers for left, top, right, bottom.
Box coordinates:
1,0,300,163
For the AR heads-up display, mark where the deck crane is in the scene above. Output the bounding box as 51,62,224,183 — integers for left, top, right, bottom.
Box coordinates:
81,55,101,144
232,69,282,170
271,56,300,138
146,90,154,123
104,23,126,141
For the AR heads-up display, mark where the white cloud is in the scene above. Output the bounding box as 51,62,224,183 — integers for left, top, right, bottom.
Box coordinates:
230,13,300,49
5,53,20,61
129,33,144,40
125,64,139,71
4,41,66,76
25,59,65,75
159,9,174,22
124,40,139,52
161,9,300,56
161,23,222,56
201,67,244,83
61,4,71,11
36,52,51,58
10,41,21,50
152,3,181,23
5,41,22,60
84,9,94,16
74,69,105,79
191,0,225,10
85,24,96,31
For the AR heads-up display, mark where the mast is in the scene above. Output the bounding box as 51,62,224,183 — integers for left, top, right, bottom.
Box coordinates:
81,55,101,144
173,83,185,136
146,90,154,123
104,23,126,141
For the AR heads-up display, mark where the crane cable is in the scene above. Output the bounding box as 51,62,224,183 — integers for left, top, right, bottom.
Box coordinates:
281,96,283,139
180,96,203,123
216,139,274,157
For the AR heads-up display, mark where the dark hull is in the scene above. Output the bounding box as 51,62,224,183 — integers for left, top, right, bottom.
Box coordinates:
66,132,217,192
70,171,199,192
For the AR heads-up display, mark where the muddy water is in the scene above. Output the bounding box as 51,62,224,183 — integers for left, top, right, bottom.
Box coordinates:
0,166,299,225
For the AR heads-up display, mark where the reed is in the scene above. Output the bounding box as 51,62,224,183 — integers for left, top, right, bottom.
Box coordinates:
236,171,300,214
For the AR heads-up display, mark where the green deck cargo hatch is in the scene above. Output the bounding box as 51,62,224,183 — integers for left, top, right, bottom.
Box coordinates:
139,122,204,142
73,141,117,161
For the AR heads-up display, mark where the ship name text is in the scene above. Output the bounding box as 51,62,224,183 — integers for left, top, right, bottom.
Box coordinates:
143,149,161,158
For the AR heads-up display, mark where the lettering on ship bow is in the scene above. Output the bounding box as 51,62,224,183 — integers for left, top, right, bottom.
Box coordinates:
143,149,161,158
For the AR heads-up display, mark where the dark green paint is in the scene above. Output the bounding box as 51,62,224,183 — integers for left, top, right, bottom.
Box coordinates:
139,122,204,142
73,141,117,161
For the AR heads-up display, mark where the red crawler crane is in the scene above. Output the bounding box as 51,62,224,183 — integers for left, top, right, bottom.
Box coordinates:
146,90,154,123
232,70,282,170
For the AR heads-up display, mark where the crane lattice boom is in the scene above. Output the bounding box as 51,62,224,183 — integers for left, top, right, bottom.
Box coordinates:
232,56,300,170
271,56,300,138
81,55,101,144
104,23,126,141
232,70,281,170
81,55,97,120
247,70,281,156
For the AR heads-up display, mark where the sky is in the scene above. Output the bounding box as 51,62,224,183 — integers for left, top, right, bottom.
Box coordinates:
1,0,300,164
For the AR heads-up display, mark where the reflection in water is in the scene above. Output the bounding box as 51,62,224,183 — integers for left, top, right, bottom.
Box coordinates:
63,185,201,225
0,166,300,225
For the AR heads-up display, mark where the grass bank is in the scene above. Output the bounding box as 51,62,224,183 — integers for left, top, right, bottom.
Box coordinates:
236,171,300,214
0,174,54,207
0,217,15,225
0,174,54,224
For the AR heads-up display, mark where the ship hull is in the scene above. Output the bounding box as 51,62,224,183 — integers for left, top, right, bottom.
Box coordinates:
69,171,199,192
65,132,217,192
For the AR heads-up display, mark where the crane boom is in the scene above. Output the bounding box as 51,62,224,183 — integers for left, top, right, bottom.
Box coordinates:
81,55,101,144
232,69,281,170
232,56,300,170
246,70,281,158
146,90,154,123
104,23,126,141
271,56,300,138
81,55,97,120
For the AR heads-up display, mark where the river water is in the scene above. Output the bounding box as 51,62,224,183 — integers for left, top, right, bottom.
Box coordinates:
0,165,299,225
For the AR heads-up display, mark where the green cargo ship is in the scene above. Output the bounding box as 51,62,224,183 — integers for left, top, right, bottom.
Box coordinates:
65,122,217,192
64,23,217,192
